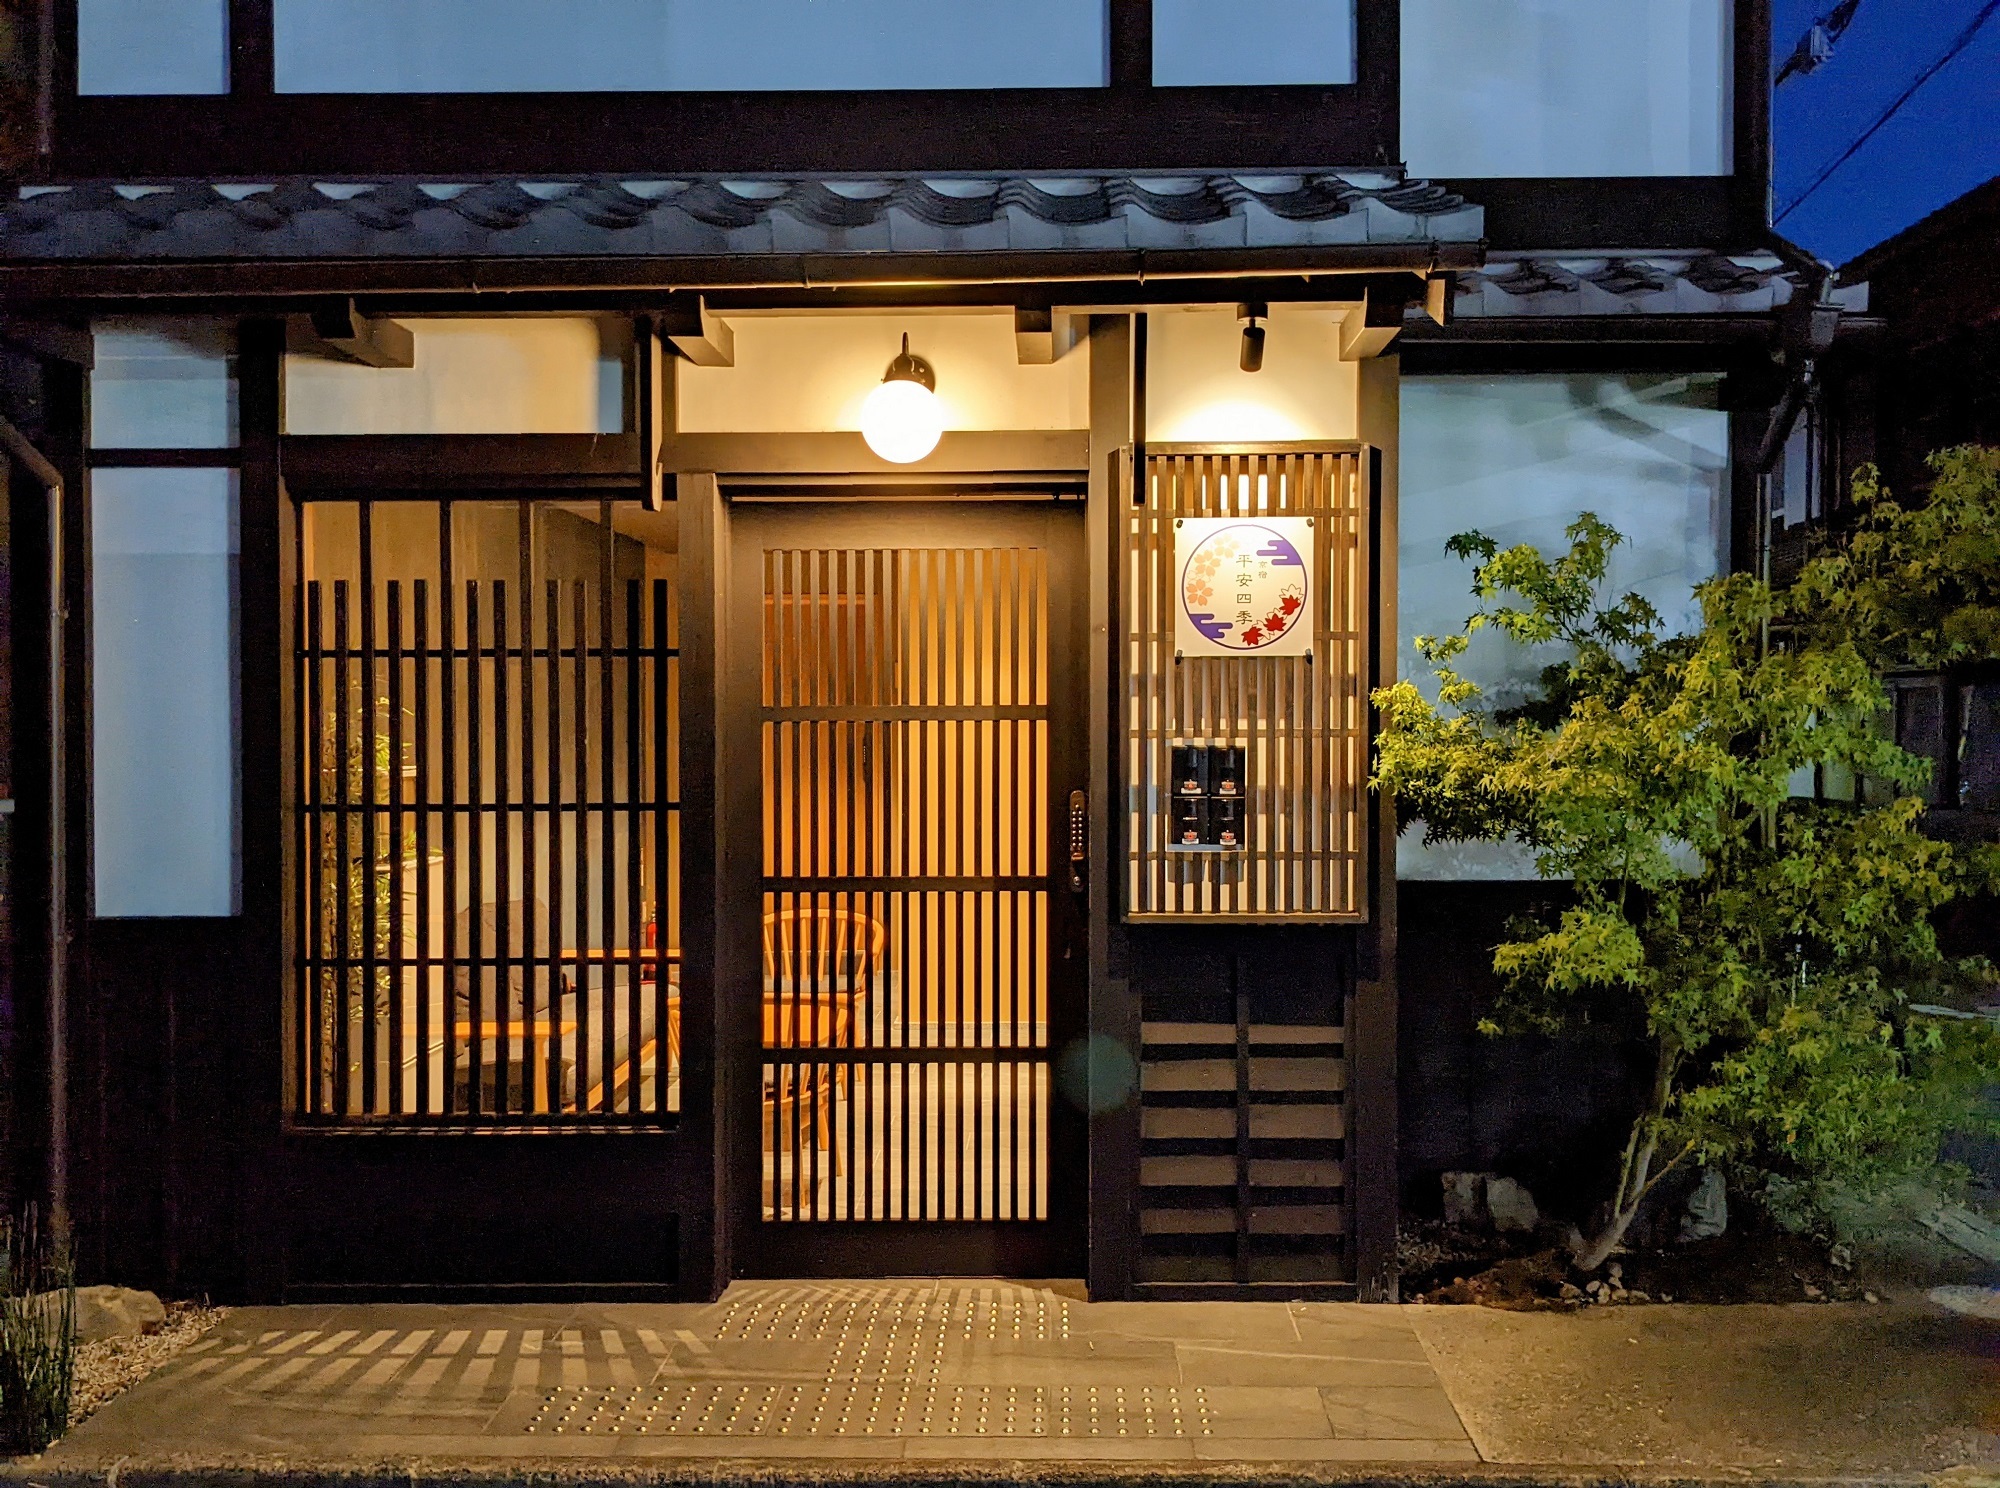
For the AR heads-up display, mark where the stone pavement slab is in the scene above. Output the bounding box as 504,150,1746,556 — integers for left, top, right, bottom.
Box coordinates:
6,1281,1993,1483
19,1281,1477,1471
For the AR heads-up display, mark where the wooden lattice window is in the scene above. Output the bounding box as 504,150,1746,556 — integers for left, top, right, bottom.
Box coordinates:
1121,443,1374,922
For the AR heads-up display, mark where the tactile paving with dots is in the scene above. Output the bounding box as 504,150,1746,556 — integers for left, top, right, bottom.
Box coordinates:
523,1382,1217,1438
708,1283,1071,1344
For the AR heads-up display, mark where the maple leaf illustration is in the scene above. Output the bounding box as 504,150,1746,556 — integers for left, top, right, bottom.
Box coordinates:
1279,594,1302,616
1241,625,1264,646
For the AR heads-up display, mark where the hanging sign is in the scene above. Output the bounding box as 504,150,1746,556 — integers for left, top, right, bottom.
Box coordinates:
1173,516,1315,657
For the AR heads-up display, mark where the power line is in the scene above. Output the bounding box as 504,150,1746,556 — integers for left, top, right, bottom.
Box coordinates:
1774,0,2000,223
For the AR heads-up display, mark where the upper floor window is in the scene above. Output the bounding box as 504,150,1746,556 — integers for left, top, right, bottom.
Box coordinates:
271,0,1109,92
78,0,228,95
1153,0,1356,86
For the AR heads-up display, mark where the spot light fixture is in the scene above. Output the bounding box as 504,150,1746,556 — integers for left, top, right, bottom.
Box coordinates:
1237,301,1267,373
860,333,943,464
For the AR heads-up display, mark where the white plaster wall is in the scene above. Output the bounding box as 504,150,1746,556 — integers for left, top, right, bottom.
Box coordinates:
285,318,625,435
274,0,1106,92
1402,0,1733,178
1397,373,1730,880
675,313,1089,434
1144,307,1360,443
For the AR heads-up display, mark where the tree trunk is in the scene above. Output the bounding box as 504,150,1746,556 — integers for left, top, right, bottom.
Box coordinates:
1571,1039,1680,1273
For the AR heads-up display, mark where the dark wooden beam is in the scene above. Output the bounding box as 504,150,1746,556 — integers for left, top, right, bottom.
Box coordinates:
634,316,669,511
660,429,1088,478
227,0,274,95
1108,0,1152,90
1442,176,1740,251
0,245,1481,306
293,299,416,369
52,82,1399,180
0,317,92,367
659,297,735,368
280,433,643,492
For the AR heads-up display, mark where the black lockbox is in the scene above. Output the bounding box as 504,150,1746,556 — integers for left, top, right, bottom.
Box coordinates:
1171,795,1210,847
1170,744,1210,797
1209,746,1245,799
1209,796,1243,848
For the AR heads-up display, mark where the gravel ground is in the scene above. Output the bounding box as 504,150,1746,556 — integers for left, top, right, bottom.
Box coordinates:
70,1302,227,1427
1408,1298,2000,1473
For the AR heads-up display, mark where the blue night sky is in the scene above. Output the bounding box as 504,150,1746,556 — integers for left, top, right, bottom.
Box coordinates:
1771,0,2000,267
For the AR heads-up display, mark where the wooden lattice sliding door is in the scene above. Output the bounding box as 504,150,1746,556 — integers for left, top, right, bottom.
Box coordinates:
1122,443,1374,922
731,502,1087,1276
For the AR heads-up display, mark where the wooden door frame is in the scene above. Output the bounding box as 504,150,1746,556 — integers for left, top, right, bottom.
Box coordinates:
714,496,1090,1280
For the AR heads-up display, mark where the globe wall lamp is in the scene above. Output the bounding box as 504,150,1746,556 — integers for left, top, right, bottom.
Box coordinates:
860,333,944,463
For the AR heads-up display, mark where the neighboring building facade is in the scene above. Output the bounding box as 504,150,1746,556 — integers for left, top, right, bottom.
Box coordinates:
0,0,1806,1302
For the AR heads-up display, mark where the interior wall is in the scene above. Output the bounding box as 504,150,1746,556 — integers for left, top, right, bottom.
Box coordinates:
676,313,1088,434
284,318,627,435
1401,0,1734,178
1143,307,1361,443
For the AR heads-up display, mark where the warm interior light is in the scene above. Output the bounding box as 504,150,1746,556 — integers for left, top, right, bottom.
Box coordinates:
861,333,942,463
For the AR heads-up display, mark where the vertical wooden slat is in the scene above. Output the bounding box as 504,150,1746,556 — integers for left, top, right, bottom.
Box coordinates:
652,577,672,1117
332,580,352,1116
439,513,459,1115
414,581,432,1117
518,505,539,1115
466,580,485,1117
572,580,591,1109
305,582,325,1114
546,580,565,1113
359,506,379,1115
387,580,405,1115
624,578,644,1114
598,504,617,1118
494,579,512,1116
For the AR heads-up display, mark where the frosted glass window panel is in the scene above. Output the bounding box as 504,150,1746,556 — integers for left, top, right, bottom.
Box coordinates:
78,0,229,94
91,468,241,917
275,0,1107,92
1153,0,1355,86
1397,374,1729,881
1402,0,1733,177
91,320,238,449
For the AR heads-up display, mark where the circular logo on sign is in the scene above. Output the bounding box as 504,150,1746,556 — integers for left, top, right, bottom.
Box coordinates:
1179,522,1309,652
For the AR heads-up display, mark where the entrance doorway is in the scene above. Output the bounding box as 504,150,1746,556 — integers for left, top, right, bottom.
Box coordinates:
727,501,1088,1277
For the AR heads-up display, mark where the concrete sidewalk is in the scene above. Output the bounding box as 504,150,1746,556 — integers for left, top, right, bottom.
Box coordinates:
6,1280,1996,1484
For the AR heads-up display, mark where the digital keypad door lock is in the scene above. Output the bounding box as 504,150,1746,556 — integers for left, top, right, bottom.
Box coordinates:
1068,790,1088,892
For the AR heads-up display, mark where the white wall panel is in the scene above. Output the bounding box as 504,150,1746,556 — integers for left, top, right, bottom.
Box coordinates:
676,313,1088,434
1397,374,1729,880
1402,0,1733,178
275,0,1106,92
1145,307,1360,443
79,0,229,94
285,319,625,435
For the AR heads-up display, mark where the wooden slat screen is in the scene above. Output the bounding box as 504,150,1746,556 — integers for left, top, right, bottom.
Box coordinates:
1122,443,1373,921
1137,1019,1348,1286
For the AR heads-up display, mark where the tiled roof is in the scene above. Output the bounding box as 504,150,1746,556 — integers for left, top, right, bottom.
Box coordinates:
1,172,1484,260
1450,253,1822,317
